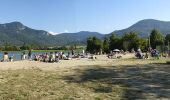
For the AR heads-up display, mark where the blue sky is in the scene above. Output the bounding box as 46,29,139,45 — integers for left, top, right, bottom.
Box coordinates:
0,0,170,34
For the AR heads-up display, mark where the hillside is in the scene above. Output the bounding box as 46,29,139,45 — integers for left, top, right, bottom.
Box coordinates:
0,22,55,45
0,22,104,46
1,19,170,46
114,19,170,37
54,31,104,45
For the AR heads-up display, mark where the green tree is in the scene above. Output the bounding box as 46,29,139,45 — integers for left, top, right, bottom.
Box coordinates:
121,32,148,51
150,29,164,49
165,33,170,45
122,32,138,51
86,37,103,54
109,33,122,50
20,43,31,50
103,37,109,53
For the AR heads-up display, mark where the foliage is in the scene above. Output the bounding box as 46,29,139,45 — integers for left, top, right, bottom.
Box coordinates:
86,37,103,54
109,34,122,50
150,29,164,49
165,33,170,45
86,32,148,53
121,32,148,51
103,37,109,53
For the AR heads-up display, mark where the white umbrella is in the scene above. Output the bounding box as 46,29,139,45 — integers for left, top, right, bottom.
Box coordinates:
113,49,120,52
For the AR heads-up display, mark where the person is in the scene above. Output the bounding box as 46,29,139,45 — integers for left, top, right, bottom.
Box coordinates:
9,55,14,62
62,52,67,60
72,50,74,56
135,48,143,59
144,52,149,59
33,54,38,61
21,52,26,60
2,52,9,62
49,52,55,62
155,49,160,59
67,52,70,58
44,53,49,62
55,52,59,62
28,49,32,60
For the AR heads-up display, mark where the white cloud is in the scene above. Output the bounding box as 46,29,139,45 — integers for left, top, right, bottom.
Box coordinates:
48,31,60,35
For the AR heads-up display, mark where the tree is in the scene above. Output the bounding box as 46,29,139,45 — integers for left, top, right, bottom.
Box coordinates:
165,33,170,45
86,37,103,54
122,32,138,51
121,32,148,51
20,43,31,50
109,34,122,50
150,29,164,49
103,37,109,53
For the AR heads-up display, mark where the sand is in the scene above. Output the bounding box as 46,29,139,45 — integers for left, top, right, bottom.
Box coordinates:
0,53,135,71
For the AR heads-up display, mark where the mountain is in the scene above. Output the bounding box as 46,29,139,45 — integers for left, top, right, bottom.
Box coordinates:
113,19,170,37
0,22,55,45
0,22,104,46
54,31,104,45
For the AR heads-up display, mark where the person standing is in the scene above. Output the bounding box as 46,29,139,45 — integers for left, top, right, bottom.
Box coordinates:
28,49,32,60
72,49,74,56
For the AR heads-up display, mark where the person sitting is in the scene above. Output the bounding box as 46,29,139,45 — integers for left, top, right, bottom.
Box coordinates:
33,54,38,61
55,52,60,62
62,53,67,60
49,52,55,62
44,53,49,62
2,52,9,62
21,52,26,60
135,49,144,59
9,55,14,62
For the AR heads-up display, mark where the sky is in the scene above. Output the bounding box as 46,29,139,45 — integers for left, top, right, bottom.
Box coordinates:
0,0,170,34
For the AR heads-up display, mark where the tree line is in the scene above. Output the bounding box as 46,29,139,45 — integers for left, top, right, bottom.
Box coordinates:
0,42,80,51
86,29,170,54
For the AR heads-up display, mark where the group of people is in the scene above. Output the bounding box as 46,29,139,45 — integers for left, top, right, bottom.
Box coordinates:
33,52,70,63
0,49,90,62
107,50,125,59
135,48,161,59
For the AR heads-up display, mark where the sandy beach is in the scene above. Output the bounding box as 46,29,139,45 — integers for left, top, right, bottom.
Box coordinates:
0,54,135,71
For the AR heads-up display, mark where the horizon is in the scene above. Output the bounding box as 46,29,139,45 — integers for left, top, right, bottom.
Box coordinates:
0,0,170,34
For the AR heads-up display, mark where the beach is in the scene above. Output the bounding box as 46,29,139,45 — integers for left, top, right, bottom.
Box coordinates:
0,53,135,71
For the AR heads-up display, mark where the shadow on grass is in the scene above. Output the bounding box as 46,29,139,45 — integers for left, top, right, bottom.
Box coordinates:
63,63,170,100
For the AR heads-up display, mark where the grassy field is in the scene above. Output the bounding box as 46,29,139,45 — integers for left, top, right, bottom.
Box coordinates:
0,58,170,100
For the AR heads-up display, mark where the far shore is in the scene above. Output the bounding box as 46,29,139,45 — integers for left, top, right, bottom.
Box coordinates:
0,49,83,52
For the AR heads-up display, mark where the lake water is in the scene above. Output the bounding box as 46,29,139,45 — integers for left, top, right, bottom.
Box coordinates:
0,51,71,61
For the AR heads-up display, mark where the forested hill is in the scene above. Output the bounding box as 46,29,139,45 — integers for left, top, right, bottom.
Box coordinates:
113,19,170,37
54,31,104,45
1,19,170,46
0,22,104,46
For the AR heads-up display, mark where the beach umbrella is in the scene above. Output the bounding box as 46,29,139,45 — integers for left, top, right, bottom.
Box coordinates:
113,49,120,52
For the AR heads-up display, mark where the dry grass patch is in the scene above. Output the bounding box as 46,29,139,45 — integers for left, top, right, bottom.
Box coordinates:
0,58,170,100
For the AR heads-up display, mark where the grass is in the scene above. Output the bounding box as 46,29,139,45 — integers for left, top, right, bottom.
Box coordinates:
0,58,170,99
